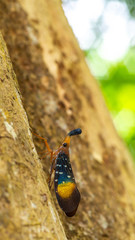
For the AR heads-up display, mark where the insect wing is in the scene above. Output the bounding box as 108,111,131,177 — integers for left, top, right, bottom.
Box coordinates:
54,152,80,217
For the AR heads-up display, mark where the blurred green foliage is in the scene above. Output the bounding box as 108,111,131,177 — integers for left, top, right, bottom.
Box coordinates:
86,47,135,160
84,0,135,161
62,0,135,161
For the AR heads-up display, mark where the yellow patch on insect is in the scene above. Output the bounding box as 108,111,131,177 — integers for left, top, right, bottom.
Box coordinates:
57,182,76,199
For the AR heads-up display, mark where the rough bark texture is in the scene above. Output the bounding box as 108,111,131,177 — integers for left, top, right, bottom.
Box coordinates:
0,0,135,239
0,33,67,240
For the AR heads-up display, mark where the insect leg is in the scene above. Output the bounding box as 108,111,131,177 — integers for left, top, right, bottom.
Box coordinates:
33,132,53,161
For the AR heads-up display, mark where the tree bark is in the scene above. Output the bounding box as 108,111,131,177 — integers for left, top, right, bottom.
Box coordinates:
0,33,67,240
0,0,135,239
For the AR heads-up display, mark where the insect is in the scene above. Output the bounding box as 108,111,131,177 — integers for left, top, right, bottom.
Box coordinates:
34,128,82,217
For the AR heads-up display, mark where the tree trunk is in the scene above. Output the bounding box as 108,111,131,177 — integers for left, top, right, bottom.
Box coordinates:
0,0,135,240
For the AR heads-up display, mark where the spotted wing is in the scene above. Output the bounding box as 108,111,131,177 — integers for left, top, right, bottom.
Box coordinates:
54,152,80,217
54,152,75,187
